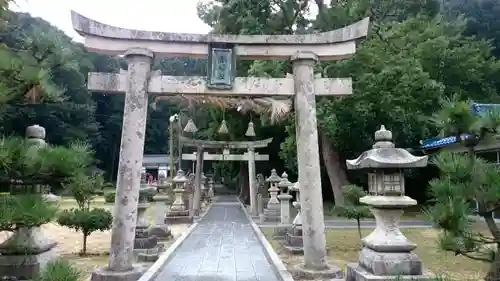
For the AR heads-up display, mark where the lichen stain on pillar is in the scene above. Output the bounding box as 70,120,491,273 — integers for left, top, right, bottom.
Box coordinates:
106,48,153,273
291,51,329,271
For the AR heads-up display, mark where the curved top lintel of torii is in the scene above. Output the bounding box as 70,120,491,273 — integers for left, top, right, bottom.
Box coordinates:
70,11,370,60
179,136,272,149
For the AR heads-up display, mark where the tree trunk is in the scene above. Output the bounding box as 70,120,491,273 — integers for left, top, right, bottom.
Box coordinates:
238,163,250,204
485,245,500,281
82,233,88,255
319,132,347,206
192,145,204,216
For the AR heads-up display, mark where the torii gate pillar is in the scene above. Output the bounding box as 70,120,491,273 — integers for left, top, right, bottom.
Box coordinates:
93,48,153,279
291,51,331,272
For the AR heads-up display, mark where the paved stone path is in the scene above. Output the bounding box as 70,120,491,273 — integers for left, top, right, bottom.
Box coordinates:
155,196,281,281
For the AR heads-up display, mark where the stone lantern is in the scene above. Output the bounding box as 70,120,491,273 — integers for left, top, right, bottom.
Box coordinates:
264,169,281,221
274,172,293,239
344,125,433,280
166,169,192,223
134,184,158,258
207,177,215,202
169,170,188,212
158,166,168,186
283,180,303,254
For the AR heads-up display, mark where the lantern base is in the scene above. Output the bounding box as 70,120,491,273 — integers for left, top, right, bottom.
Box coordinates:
165,210,193,224
291,263,343,280
353,247,425,276
273,224,292,239
282,226,304,255
345,262,436,281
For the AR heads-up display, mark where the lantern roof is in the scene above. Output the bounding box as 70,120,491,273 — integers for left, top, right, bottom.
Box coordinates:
278,172,293,188
346,125,428,170
173,169,188,183
266,169,282,183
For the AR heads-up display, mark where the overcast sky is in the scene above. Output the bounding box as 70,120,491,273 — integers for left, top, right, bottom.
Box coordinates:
10,0,213,42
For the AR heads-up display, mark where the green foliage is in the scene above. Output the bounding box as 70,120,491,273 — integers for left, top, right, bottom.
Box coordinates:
34,259,81,281
0,194,58,231
333,185,372,238
426,152,499,263
426,98,500,279
57,208,112,254
64,173,110,209
104,191,115,203
0,137,92,183
104,190,154,203
432,96,500,139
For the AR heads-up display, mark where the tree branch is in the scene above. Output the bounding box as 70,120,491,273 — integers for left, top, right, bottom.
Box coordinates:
460,251,493,262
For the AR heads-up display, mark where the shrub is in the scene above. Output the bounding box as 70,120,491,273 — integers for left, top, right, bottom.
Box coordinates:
57,208,112,254
35,259,81,281
104,191,115,203
333,184,372,239
104,191,155,203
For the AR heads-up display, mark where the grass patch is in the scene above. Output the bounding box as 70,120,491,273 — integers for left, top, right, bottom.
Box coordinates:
262,228,488,280
1,196,191,281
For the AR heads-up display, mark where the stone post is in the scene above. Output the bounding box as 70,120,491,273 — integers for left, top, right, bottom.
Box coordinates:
264,169,281,222
91,48,153,281
291,51,339,277
193,145,204,216
257,193,265,223
247,146,258,216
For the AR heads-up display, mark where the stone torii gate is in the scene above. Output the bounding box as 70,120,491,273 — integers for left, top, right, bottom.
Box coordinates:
71,11,369,280
180,136,272,216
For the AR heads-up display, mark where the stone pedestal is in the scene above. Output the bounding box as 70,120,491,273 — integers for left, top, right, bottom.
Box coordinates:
134,201,158,256
149,194,172,241
90,266,146,281
345,197,435,281
0,227,58,280
264,187,280,221
282,193,304,254
283,226,304,254
257,193,265,224
274,193,293,239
